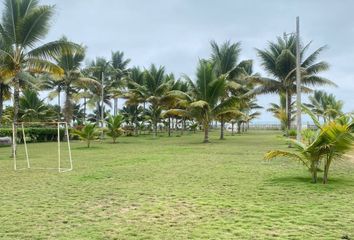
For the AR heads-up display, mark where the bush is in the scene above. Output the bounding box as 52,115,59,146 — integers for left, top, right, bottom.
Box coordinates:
0,127,65,143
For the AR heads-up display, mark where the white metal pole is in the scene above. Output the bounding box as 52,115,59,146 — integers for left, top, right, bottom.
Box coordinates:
296,16,302,141
22,123,30,168
57,122,61,172
65,122,73,171
12,123,16,170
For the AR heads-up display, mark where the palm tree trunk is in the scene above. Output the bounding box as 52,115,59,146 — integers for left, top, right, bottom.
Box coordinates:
286,91,292,131
83,97,87,122
114,98,118,116
311,161,318,183
57,89,61,121
12,77,20,157
237,121,241,134
323,157,331,184
203,122,209,143
64,90,72,125
220,117,225,140
0,84,3,125
231,122,235,136
168,117,171,137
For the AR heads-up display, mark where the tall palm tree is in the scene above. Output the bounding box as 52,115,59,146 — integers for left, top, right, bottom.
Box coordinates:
253,34,334,132
52,37,99,125
0,0,79,153
109,51,130,115
210,40,254,139
86,57,112,125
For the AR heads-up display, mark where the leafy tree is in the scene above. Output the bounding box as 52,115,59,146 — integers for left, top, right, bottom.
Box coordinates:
106,115,124,143
72,123,99,148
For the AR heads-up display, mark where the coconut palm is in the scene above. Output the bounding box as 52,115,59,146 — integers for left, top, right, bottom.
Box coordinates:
72,123,99,148
109,51,131,115
0,0,80,153
305,90,343,122
183,60,239,143
51,38,99,125
106,115,124,143
253,34,334,132
210,40,254,139
265,137,323,183
267,94,295,131
120,105,144,135
19,89,55,121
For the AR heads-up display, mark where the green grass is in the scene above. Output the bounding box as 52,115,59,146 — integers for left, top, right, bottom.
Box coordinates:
0,130,354,239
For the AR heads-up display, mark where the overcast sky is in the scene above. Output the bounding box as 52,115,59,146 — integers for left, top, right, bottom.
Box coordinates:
7,0,354,122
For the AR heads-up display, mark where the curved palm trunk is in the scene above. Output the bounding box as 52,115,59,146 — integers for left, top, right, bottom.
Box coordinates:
12,77,20,157
310,161,318,183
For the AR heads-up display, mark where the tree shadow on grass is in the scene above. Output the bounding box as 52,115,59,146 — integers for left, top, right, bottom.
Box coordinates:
268,175,354,190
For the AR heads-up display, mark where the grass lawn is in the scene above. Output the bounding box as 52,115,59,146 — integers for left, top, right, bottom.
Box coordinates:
0,130,354,239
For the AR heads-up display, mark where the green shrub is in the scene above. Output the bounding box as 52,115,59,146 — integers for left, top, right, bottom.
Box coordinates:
288,129,297,137
0,128,65,143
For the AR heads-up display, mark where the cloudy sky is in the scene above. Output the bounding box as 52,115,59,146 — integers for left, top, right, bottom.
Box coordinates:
9,0,354,122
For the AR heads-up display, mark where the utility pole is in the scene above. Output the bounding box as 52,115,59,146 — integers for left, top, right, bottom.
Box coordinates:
101,71,105,140
296,16,302,141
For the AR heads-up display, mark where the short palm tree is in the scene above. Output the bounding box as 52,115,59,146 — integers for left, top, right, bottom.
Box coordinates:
106,115,124,143
72,123,99,148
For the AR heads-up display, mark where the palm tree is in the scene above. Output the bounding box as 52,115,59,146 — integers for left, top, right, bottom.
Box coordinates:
120,105,144,135
183,60,239,143
265,138,322,183
0,0,80,154
106,115,124,143
253,34,334,132
305,90,343,122
210,40,254,139
52,37,99,125
38,75,65,121
19,89,55,122
125,64,169,138
109,51,131,115
72,123,99,148
267,94,295,131
265,110,354,184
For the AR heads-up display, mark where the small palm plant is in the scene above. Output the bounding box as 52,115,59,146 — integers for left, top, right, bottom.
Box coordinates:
106,115,124,143
72,123,99,148
264,138,322,183
265,110,354,184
